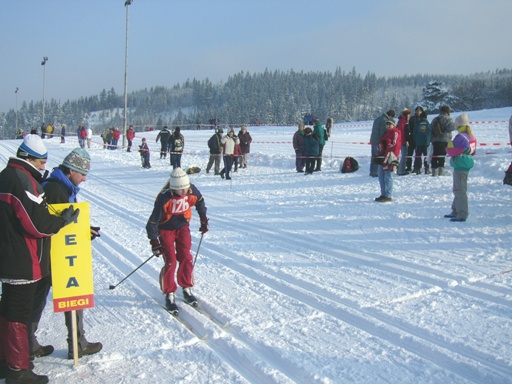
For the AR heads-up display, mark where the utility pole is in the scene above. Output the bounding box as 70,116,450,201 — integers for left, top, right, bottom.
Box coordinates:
41,57,48,128
15,87,19,134
122,0,133,148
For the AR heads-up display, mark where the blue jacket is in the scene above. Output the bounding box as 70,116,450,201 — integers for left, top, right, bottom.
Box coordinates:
413,118,431,146
304,135,319,156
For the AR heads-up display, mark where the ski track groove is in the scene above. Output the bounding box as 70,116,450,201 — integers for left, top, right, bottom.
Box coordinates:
82,186,312,383
81,167,512,383
203,239,511,384
204,195,512,383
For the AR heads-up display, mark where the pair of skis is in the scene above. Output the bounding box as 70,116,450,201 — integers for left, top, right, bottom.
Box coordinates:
153,297,228,340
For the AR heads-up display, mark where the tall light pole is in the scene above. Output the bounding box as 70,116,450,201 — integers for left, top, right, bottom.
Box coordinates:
41,56,48,128
122,0,133,148
15,87,19,134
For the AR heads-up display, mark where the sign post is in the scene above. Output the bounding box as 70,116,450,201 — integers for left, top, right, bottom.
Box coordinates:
49,202,94,366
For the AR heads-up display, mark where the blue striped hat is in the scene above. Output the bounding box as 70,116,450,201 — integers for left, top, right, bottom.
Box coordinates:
17,134,48,159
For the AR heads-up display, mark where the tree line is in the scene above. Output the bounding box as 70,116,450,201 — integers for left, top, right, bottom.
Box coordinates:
1,67,511,138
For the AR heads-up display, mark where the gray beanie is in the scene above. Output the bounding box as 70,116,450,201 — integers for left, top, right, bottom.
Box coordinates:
63,148,91,174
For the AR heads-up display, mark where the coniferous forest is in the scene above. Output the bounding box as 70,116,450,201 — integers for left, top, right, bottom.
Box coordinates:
1,67,512,137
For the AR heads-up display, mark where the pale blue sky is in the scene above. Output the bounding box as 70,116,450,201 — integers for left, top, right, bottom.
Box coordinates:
1,0,510,112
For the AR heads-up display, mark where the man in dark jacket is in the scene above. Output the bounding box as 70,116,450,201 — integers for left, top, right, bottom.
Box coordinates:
406,106,424,173
29,148,102,363
156,126,171,159
0,135,78,384
206,128,223,175
431,105,455,176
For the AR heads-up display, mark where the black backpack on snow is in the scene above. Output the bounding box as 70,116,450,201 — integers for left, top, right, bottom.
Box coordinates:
341,157,359,173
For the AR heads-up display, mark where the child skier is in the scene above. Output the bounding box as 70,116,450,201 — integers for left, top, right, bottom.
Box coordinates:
139,138,151,169
146,168,209,313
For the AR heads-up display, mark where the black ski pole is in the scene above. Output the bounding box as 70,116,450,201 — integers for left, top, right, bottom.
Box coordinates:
193,233,204,267
108,255,155,290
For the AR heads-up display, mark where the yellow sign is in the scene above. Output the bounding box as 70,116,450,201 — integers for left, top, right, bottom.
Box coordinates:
49,202,94,313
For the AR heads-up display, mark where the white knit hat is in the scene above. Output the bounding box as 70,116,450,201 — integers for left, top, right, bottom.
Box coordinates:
17,134,48,159
168,168,190,190
454,113,469,129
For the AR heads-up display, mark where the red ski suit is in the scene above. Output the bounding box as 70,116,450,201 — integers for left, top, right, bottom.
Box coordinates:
146,184,206,294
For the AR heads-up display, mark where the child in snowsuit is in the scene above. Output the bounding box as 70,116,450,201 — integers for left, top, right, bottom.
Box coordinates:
412,111,432,174
139,138,151,169
375,120,401,202
146,168,209,313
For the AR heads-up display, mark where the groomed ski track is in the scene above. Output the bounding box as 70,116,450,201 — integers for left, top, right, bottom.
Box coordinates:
1,115,511,384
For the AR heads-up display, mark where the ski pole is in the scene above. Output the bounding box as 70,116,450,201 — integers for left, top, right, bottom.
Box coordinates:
108,255,155,290
193,233,204,267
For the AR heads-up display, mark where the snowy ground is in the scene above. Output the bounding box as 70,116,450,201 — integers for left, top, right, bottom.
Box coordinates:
1,107,512,384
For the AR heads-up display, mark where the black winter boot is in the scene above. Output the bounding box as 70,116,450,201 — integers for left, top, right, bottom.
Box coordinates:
5,367,48,384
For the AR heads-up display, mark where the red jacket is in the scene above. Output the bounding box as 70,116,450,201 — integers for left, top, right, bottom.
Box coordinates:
127,127,135,140
112,129,121,140
397,115,408,144
378,127,401,157
79,128,87,139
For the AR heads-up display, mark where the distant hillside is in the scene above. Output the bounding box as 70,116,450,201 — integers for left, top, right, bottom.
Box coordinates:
1,67,511,138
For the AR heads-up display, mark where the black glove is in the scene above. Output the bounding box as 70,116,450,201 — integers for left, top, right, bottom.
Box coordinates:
60,205,80,226
90,226,101,240
199,215,209,234
150,238,164,257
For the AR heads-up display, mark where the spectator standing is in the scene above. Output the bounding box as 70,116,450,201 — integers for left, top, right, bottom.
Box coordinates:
375,121,401,202
509,113,512,145
111,128,121,150
139,138,151,169
293,124,306,172
406,106,424,173
100,127,111,149
29,148,102,361
0,135,78,383
169,127,184,169
304,127,319,175
431,105,455,176
412,111,432,174
156,126,171,159
397,109,411,175
78,126,87,149
146,168,209,313
238,126,252,169
60,124,66,144
46,124,54,139
312,118,326,171
220,129,239,180
326,116,334,138
86,126,93,149
444,113,477,222
126,125,135,152
504,114,512,185
369,110,396,177
206,128,223,175
233,135,242,172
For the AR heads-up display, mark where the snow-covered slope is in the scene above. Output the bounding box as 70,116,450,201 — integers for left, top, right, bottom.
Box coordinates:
1,107,511,383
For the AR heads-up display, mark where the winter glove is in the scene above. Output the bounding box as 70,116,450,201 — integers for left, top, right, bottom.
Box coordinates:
199,215,209,234
90,226,101,240
60,205,80,226
150,238,164,257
